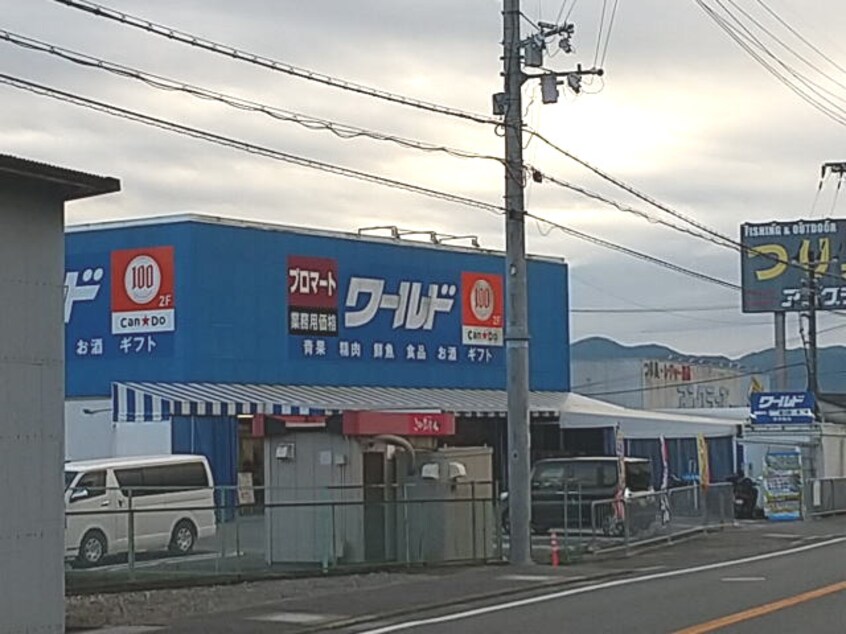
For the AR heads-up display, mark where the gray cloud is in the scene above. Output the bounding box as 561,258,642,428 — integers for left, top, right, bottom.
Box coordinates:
3,0,846,358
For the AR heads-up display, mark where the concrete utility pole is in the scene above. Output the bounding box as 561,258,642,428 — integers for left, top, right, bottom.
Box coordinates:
806,262,819,397
773,312,787,391
499,0,603,566
502,0,532,566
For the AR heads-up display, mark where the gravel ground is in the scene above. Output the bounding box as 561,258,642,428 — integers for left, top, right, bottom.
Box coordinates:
66,571,428,629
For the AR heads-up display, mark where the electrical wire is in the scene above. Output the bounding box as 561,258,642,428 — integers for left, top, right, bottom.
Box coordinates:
527,128,846,286
599,0,621,66
593,0,609,68
573,306,740,314
0,70,746,296
0,29,504,166
530,169,733,245
693,0,846,128
753,0,846,76
41,3,819,287
719,0,846,98
0,73,502,216
52,0,499,126
523,210,743,291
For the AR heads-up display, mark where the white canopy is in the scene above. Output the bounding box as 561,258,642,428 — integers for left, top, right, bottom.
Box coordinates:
559,393,740,439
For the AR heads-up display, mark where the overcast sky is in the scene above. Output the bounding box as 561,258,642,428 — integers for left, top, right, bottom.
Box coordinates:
4,0,846,358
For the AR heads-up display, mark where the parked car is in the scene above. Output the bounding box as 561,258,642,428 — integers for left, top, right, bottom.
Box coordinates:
64,454,216,567
501,456,655,534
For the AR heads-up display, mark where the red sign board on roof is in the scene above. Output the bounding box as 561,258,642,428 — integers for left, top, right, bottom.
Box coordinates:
342,411,456,437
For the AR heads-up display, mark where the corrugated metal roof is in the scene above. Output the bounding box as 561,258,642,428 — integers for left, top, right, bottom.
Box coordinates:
112,381,565,422
0,154,120,200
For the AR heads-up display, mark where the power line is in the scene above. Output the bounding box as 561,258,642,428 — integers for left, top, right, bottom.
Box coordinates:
693,0,846,128
523,210,743,291
0,29,503,165
528,128,846,285
53,0,499,126
0,73,502,216
714,0,846,108
0,70,744,295
50,1,828,287
532,169,734,246
573,306,739,314
753,0,846,77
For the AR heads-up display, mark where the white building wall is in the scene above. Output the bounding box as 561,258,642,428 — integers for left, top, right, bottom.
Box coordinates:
0,188,64,632
571,359,645,408
65,398,171,461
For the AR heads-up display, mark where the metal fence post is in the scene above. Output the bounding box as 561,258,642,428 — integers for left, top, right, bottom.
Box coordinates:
623,498,630,557
330,500,337,568
471,481,478,561
403,484,411,565
127,489,135,578
562,483,569,559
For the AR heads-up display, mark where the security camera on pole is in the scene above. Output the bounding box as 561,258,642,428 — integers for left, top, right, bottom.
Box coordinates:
497,0,603,565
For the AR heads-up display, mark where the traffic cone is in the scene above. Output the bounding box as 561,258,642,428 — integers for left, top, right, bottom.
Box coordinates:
550,530,560,567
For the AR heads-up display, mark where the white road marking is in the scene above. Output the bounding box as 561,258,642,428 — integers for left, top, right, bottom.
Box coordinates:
498,574,560,582
721,577,767,582
359,536,846,634
250,611,339,624
96,625,164,634
763,533,802,539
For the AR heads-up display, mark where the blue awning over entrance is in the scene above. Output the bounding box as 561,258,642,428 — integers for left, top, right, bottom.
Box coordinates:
112,382,567,422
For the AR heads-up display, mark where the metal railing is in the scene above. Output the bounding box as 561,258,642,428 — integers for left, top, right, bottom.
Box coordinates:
64,482,498,591
805,477,846,517
511,483,734,561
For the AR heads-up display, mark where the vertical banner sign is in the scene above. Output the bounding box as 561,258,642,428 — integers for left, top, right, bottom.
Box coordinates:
287,256,339,336
461,272,504,346
614,425,626,520
659,435,671,525
111,246,175,334
697,434,710,491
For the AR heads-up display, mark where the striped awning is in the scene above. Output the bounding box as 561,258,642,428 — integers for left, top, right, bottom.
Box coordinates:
111,382,566,423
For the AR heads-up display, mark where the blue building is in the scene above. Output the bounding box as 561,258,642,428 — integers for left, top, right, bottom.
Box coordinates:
64,215,571,491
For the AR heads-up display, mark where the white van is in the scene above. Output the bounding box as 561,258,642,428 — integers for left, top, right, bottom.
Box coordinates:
64,454,217,566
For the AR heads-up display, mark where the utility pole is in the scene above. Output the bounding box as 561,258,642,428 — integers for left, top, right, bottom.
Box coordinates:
806,261,819,397
498,0,602,565
502,0,532,566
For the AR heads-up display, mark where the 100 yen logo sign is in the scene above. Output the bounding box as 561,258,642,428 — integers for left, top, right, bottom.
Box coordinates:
469,278,495,323
125,255,162,305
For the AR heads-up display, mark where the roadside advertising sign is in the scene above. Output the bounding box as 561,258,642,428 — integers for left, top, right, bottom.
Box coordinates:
750,392,816,425
741,219,846,313
65,245,175,362
287,255,505,369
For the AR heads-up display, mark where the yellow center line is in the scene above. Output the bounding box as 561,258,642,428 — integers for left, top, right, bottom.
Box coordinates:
673,579,846,634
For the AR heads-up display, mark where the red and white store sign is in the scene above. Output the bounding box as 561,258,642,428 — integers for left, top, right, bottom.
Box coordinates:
342,411,456,437
461,272,503,347
111,246,176,334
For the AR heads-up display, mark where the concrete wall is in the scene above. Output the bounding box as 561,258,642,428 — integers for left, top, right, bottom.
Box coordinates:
0,185,64,632
64,398,171,461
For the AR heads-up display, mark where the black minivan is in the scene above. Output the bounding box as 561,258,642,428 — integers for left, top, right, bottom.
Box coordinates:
502,456,654,533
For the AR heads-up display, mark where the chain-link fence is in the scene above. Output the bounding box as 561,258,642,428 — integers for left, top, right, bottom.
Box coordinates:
65,483,498,592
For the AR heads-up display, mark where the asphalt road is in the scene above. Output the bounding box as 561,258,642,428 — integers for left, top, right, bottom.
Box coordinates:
354,537,846,634
70,518,846,633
